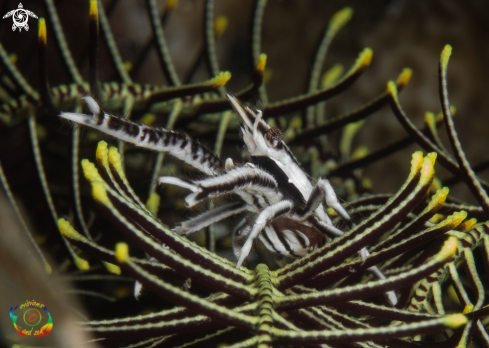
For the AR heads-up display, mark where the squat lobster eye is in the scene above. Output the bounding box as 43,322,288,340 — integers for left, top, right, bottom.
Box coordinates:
265,127,282,148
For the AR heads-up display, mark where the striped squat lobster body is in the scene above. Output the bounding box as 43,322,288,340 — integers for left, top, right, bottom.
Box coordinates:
60,94,396,305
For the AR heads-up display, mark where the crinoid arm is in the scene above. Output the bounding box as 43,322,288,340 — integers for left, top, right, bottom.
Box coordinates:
60,96,223,176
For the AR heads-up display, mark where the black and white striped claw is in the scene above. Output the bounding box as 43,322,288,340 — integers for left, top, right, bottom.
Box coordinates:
60,96,223,176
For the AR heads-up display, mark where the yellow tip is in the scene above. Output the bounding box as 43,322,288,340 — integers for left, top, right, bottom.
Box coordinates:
103,262,121,275
356,48,373,69
424,111,435,125
146,192,161,216
440,45,452,70
8,53,17,65
425,152,438,167
57,218,86,242
166,0,179,10
44,263,52,275
140,113,157,125
108,147,127,181
123,61,132,72
409,151,424,180
430,186,449,206
96,140,109,165
74,255,90,271
457,218,477,232
81,159,103,183
38,18,47,45
90,0,99,20
442,314,468,328
256,53,267,73
396,68,412,88
115,243,129,263
321,63,344,88
463,304,474,314
92,182,111,205
438,236,458,261
214,15,228,39
329,7,353,33
210,71,231,88
386,80,398,100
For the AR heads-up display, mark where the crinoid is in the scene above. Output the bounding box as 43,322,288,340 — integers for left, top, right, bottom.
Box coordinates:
2,1,489,347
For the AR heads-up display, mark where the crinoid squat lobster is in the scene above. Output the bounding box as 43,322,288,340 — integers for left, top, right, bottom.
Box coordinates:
59,94,397,304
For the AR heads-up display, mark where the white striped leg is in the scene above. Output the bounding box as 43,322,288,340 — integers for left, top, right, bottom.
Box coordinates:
180,166,279,207
236,200,293,269
60,96,223,176
232,218,251,260
174,202,247,235
296,178,351,226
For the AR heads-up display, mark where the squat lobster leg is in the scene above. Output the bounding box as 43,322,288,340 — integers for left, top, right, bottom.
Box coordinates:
174,202,247,235
236,200,294,268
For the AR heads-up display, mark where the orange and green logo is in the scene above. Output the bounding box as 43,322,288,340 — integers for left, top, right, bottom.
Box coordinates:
9,300,53,337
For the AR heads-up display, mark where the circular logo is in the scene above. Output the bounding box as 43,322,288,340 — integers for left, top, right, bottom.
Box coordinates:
12,9,28,28
23,308,42,326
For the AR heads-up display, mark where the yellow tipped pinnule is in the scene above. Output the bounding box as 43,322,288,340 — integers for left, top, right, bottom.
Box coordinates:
140,113,156,125
386,80,398,100
438,236,458,261
356,48,373,69
329,7,353,32
256,53,267,73
322,64,344,88
103,262,121,275
419,155,436,187
9,53,17,64
214,15,228,38
166,0,179,10
429,214,445,224
210,71,231,88
38,18,47,45
450,105,457,115
425,152,437,167
74,255,90,271
92,182,111,205
123,61,132,72
96,140,109,164
424,111,436,125
396,68,412,87
445,210,468,229
463,304,474,314
440,44,452,70
409,151,424,179
58,218,86,242
146,192,161,216
431,187,449,205
108,146,126,178
457,217,477,232
81,159,103,182
115,243,129,263
430,177,443,192
442,314,468,328
90,0,99,20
